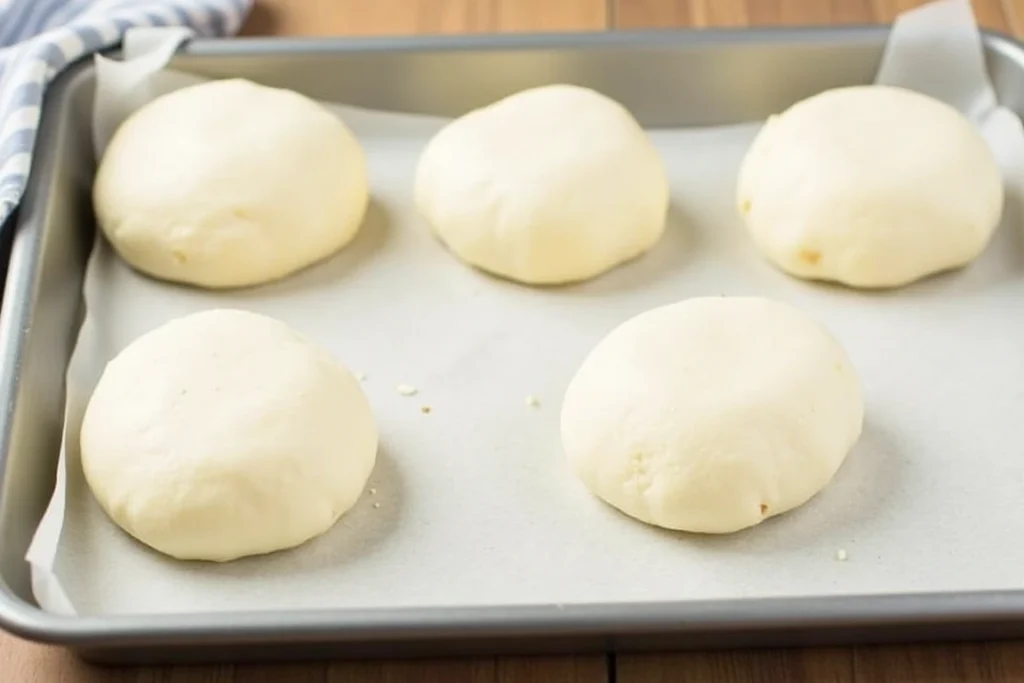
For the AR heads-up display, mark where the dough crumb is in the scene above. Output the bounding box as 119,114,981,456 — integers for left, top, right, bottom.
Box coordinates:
356,372,367,381
369,488,377,495
420,405,432,414
525,395,541,408
835,548,848,562
373,502,381,509
397,383,418,396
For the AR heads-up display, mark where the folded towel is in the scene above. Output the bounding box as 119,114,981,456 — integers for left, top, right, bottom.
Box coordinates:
0,0,253,227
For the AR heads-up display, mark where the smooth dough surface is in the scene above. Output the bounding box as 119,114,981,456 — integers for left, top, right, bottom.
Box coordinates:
94,79,369,289
737,85,1004,288
80,309,378,562
415,84,669,285
561,297,863,534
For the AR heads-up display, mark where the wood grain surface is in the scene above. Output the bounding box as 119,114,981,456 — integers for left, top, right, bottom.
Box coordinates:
241,0,608,36
614,0,1021,32
4,0,1024,681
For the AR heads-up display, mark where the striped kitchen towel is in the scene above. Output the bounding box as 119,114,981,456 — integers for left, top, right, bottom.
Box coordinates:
0,0,253,228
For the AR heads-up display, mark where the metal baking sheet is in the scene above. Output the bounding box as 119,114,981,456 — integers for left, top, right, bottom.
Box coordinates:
3,23,1024,663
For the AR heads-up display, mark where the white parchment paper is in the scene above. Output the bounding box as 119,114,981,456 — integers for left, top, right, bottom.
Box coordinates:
26,0,1024,616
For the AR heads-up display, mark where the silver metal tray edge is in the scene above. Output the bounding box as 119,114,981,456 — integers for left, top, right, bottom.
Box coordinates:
2,27,1024,663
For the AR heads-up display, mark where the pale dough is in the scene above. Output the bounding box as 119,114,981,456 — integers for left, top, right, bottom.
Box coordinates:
560,297,863,534
80,309,378,562
93,79,369,289
737,85,1004,288
415,84,669,285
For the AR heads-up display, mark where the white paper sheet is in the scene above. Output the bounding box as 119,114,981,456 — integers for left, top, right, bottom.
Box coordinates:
26,0,1024,616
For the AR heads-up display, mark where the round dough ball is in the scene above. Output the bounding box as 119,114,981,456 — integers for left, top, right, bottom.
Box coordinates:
561,297,863,534
737,85,1003,288
80,309,378,561
415,84,669,285
94,79,369,289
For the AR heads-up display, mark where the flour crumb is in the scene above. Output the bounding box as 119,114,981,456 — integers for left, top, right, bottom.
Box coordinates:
369,488,377,495
525,395,540,408
397,383,418,396
355,372,367,381
373,502,381,509
835,549,848,562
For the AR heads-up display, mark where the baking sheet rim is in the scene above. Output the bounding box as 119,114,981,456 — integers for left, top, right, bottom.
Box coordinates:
4,26,1024,646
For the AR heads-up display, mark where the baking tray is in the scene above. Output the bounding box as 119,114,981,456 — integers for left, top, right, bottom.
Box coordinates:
4,27,1024,664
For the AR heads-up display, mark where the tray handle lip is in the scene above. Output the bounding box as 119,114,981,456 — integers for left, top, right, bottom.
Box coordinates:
3,588,1024,648
0,54,86,651
168,25,1022,58
175,24,896,58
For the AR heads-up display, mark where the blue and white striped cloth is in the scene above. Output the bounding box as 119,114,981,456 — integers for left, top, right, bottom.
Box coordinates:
0,0,252,227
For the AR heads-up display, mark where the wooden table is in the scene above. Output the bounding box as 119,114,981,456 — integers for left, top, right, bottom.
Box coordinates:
3,0,1024,680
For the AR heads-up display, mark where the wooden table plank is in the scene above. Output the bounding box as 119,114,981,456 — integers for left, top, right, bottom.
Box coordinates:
614,0,1012,29
1005,0,1024,35
325,658,493,683
242,0,608,37
612,0,751,29
851,642,1024,682
496,656,608,683
617,642,1024,683
0,636,608,683
870,0,1009,30
616,648,855,683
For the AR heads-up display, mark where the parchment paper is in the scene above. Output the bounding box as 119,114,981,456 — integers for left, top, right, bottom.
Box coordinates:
26,0,1024,616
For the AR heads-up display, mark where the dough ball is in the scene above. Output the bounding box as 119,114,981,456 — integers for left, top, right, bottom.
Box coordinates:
561,297,863,534
415,84,669,285
80,309,378,561
737,85,1003,288
94,79,369,289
